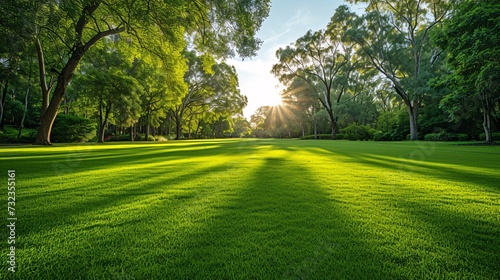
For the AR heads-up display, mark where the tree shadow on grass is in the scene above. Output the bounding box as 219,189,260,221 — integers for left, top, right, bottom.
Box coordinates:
158,155,396,279
381,198,500,278
345,152,500,193
19,161,237,238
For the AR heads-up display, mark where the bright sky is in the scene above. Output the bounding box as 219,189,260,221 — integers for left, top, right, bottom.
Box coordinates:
227,0,364,119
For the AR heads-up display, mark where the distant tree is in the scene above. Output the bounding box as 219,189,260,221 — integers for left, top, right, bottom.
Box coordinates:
174,51,245,139
272,7,356,139
72,45,141,143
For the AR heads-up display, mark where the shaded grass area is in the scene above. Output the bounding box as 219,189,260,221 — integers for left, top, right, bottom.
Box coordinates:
1,140,499,279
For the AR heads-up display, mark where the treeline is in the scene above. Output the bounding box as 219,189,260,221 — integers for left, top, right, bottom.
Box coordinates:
251,0,499,142
0,0,270,144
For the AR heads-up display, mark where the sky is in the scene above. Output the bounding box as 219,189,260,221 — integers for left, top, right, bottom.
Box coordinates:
227,0,365,119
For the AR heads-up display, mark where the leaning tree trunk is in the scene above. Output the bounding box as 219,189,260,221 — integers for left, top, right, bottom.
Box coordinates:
34,49,84,145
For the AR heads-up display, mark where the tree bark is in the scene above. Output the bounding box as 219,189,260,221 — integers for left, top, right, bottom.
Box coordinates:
394,85,419,140
482,96,492,142
129,125,134,141
326,108,337,140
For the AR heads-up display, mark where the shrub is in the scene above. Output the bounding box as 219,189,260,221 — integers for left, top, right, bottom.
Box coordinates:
301,134,336,140
106,135,130,142
479,132,500,141
50,114,96,143
424,132,469,141
424,133,443,141
340,124,376,141
373,131,392,141
0,126,37,143
155,135,168,141
446,133,468,141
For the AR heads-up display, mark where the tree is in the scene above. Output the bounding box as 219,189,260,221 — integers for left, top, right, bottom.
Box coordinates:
13,0,270,145
272,7,356,139
71,44,141,143
434,0,500,142
344,1,452,140
130,55,186,141
173,51,246,139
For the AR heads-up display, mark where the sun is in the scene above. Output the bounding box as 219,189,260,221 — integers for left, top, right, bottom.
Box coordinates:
267,92,283,107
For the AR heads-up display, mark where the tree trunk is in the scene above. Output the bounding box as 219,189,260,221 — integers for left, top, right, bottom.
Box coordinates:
482,97,492,142
34,49,85,145
407,103,419,141
17,78,31,140
175,115,182,140
314,122,317,139
129,125,134,141
394,85,419,140
327,109,337,140
97,103,111,143
0,80,8,129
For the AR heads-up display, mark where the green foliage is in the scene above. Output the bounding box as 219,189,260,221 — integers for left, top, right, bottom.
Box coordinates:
301,134,346,140
424,132,468,141
105,135,130,142
2,99,25,125
0,126,37,143
479,133,500,141
51,114,96,143
434,0,500,141
373,131,392,141
340,124,377,141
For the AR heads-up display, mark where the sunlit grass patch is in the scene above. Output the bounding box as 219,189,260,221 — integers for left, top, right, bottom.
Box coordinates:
1,140,499,279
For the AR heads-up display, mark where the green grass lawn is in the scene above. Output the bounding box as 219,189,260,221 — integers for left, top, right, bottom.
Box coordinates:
1,139,499,279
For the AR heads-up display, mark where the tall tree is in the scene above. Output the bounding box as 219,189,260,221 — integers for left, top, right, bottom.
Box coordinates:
14,0,269,144
344,1,452,140
173,51,245,139
434,0,500,142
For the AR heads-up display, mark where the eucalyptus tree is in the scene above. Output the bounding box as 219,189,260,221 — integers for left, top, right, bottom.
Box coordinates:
130,55,186,141
173,51,245,139
72,45,141,143
272,7,356,139
10,0,270,145
434,0,500,142
344,1,453,140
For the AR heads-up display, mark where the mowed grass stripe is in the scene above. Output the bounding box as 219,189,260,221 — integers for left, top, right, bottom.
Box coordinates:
0,139,498,279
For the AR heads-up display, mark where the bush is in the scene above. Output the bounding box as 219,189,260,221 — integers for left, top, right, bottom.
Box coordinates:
155,135,168,141
373,131,392,141
479,132,500,141
340,124,376,141
51,114,96,143
106,135,130,142
446,133,469,141
0,126,37,143
301,134,336,140
424,132,469,141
